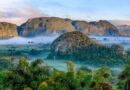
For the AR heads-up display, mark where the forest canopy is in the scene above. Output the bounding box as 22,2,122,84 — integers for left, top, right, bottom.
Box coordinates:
0,57,130,90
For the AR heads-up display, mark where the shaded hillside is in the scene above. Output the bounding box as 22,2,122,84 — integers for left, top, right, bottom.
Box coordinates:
51,31,94,55
49,31,128,66
117,25,130,36
0,22,17,39
88,20,120,36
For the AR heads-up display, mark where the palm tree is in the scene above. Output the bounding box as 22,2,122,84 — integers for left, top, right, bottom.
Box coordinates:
92,67,112,90
17,57,30,74
118,62,130,90
66,60,75,72
4,57,50,90
66,60,76,78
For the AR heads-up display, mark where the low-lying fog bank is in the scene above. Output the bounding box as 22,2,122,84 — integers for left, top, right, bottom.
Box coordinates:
0,36,126,75
90,36,130,50
0,36,59,45
0,35,130,50
44,59,123,75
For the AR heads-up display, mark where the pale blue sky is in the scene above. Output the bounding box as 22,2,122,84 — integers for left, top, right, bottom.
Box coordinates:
0,0,130,24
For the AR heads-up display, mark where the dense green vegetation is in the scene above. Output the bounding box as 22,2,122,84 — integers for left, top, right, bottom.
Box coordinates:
72,44,128,66
0,43,129,67
0,57,130,90
49,44,129,66
50,31,130,66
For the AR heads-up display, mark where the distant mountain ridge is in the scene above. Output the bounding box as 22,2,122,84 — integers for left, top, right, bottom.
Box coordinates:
73,20,120,36
0,17,130,38
17,17,121,37
117,25,130,36
0,22,17,39
17,17,75,37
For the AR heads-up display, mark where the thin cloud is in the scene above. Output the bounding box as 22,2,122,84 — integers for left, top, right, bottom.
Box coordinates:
0,0,130,25
0,6,48,25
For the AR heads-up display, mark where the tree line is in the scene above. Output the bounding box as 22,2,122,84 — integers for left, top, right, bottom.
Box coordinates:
0,57,130,90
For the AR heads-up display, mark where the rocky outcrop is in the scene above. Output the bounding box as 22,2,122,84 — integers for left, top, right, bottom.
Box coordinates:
17,17,75,37
72,20,120,36
117,25,130,36
17,17,121,37
0,17,129,39
0,22,17,39
72,21,91,31
88,20,119,36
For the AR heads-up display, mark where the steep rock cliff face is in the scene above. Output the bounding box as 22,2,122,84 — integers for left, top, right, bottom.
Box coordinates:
82,20,120,36
117,25,130,36
71,20,120,36
0,17,129,39
17,17,75,37
0,22,17,39
18,17,121,37
72,20,100,35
